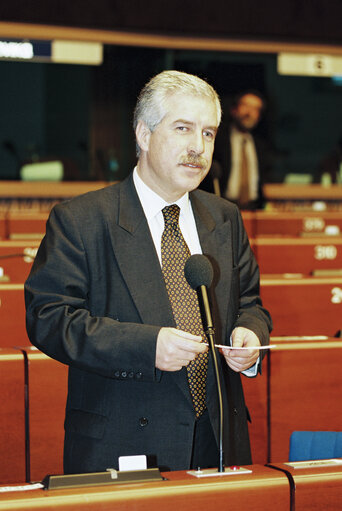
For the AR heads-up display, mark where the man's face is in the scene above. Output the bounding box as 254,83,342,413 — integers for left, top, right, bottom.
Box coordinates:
136,93,219,202
231,93,263,132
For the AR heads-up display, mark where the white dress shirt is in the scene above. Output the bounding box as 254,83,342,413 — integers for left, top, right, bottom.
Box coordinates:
224,127,259,201
133,168,202,263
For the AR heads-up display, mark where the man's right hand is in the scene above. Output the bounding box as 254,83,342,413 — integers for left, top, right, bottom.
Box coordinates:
155,327,208,371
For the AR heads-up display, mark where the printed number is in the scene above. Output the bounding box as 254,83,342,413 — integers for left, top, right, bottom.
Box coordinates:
314,245,337,260
331,287,342,304
303,217,325,232
23,247,38,263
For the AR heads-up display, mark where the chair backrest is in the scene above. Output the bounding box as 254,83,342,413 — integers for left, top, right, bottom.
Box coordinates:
289,431,342,461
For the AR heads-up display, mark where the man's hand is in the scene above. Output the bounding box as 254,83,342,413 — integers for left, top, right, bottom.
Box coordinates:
156,327,208,371
222,327,261,373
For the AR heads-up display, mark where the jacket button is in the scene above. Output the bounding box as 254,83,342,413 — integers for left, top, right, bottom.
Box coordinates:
233,408,238,415
128,371,134,379
121,371,127,378
135,372,143,379
114,370,120,378
139,417,148,427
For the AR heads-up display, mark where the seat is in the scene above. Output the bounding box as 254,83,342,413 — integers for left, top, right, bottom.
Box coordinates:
289,431,342,461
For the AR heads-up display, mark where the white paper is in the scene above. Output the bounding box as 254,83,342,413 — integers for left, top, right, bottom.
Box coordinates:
207,344,276,351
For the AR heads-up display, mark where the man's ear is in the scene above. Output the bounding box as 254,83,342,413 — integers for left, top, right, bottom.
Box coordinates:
135,120,151,153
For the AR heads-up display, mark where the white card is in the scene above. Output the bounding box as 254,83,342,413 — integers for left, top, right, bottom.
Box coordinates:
118,455,147,472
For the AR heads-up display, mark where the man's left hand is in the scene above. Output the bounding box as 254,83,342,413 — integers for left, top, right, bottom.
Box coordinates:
222,327,261,373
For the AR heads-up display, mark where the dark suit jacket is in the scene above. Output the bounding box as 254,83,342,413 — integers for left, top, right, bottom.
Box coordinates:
25,173,272,473
201,122,273,209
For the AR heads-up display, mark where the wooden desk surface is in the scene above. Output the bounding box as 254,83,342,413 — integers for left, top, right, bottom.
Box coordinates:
0,465,290,511
0,181,111,199
263,184,342,201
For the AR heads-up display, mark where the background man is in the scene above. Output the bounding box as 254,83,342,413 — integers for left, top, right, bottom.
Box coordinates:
25,71,271,474
203,90,273,209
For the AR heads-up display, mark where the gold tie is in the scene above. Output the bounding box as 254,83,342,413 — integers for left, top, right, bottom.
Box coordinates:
161,205,208,418
239,137,250,207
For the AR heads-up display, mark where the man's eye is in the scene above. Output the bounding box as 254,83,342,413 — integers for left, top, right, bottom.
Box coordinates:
204,130,215,138
176,126,188,132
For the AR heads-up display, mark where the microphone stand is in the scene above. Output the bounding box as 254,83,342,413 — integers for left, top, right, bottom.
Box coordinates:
198,285,225,473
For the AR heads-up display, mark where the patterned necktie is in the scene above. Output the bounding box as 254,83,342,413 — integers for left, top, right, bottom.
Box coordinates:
239,137,250,207
161,204,208,418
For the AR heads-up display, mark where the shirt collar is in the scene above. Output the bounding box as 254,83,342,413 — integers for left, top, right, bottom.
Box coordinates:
231,125,253,141
133,167,191,221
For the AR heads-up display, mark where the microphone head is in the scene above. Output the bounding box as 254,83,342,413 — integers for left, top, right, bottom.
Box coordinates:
184,254,214,289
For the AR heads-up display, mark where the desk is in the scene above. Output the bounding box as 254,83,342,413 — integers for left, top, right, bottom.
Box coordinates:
252,236,342,275
0,181,110,200
263,183,342,203
260,275,342,336
270,460,342,510
0,465,289,510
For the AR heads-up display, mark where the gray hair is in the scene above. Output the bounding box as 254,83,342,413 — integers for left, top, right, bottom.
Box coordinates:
133,70,221,156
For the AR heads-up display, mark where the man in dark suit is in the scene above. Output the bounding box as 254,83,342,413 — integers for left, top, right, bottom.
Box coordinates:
202,90,272,209
25,71,272,474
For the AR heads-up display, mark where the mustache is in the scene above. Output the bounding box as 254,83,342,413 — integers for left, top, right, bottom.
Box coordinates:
179,154,208,168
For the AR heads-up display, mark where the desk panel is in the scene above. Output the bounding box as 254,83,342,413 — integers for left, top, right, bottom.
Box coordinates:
0,214,6,240
242,371,268,465
252,237,342,275
7,212,48,240
23,347,68,482
0,349,26,484
0,241,39,282
268,338,342,463
260,276,342,336
0,284,28,347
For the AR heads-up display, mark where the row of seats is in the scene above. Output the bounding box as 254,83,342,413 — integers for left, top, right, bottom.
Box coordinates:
2,209,342,240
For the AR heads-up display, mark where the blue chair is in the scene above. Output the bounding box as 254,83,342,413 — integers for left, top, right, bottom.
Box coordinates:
289,431,342,461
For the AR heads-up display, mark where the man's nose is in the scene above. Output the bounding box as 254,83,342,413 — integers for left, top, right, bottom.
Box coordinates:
188,131,205,154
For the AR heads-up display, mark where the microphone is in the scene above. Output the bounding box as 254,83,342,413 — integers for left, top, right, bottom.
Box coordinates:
184,254,225,473
184,254,214,335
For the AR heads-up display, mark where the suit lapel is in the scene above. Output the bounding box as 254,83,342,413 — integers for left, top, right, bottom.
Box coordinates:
107,176,175,328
